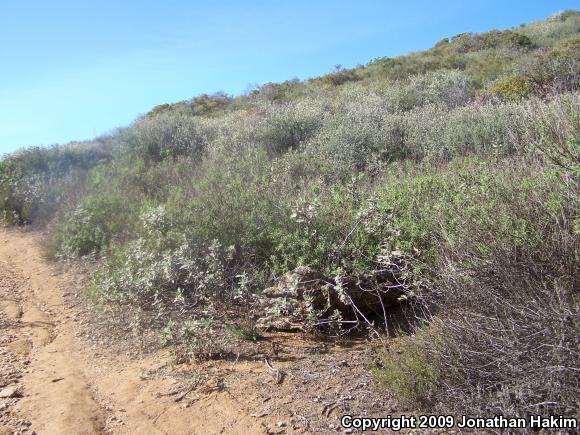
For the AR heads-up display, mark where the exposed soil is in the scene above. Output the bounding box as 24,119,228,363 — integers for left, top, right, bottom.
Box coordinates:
0,228,400,434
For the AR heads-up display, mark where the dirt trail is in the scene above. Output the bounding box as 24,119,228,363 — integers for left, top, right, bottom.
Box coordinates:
0,229,270,435
0,228,394,435
0,229,104,434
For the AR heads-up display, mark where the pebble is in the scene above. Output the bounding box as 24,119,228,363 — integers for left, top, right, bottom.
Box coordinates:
0,387,22,398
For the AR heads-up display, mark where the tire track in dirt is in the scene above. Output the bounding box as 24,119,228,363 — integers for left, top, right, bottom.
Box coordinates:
0,230,104,434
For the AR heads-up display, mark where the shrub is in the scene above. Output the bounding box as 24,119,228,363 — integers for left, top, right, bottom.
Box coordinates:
318,68,361,86
0,169,43,225
452,29,532,53
0,142,111,224
373,329,440,404
510,93,580,172
189,92,233,116
161,318,231,363
160,319,230,362
52,193,134,258
91,229,236,307
259,99,326,154
517,38,580,94
373,161,579,418
120,112,207,163
408,69,469,108
486,75,535,100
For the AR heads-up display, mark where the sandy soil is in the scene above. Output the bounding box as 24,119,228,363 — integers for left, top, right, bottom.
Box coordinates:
0,228,397,435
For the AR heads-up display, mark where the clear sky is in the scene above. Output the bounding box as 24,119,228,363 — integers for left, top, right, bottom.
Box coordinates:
0,0,577,154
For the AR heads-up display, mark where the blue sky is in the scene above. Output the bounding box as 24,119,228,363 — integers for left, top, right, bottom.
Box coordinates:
0,1,577,154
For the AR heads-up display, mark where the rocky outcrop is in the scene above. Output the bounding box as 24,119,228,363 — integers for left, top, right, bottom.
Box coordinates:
256,265,411,332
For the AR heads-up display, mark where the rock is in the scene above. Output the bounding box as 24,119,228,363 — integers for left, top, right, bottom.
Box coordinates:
250,410,270,418
255,316,302,332
0,387,23,398
262,266,324,299
256,265,411,332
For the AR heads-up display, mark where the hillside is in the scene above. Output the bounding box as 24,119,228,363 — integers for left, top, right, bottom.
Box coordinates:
1,10,579,432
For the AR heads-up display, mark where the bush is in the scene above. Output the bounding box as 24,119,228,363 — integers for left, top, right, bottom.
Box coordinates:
517,39,580,95
0,142,111,224
407,69,469,108
373,330,440,404
510,93,580,172
160,319,230,362
0,169,43,225
454,29,532,53
120,112,207,163
91,218,236,307
317,68,361,86
487,75,535,100
373,160,579,418
259,99,326,154
52,193,134,258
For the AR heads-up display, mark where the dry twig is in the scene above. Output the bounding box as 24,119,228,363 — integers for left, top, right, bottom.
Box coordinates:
264,356,283,384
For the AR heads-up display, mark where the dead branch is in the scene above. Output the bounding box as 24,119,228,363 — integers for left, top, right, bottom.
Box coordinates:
174,383,197,402
264,356,283,384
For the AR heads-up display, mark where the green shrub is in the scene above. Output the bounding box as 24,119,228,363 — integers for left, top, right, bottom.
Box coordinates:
120,112,207,163
510,93,580,172
0,142,111,224
317,68,361,86
452,29,532,53
487,75,535,100
259,99,325,154
373,330,440,404
373,160,578,417
52,193,133,258
161,319,231,362
227,324,263,342
0,171,42,224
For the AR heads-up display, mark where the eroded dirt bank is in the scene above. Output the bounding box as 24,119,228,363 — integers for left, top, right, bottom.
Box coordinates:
0,228,394,434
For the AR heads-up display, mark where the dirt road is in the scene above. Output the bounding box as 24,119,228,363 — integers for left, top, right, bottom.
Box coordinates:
0,228,392,435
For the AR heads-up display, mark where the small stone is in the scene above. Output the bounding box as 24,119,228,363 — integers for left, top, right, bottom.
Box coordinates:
0,387,22,398
276,421,287,427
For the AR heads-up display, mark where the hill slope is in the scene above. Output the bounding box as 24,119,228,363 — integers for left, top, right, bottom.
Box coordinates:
1,10,578,426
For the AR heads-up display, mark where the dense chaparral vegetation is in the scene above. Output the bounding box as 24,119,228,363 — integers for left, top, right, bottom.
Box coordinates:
1,11,579,421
